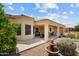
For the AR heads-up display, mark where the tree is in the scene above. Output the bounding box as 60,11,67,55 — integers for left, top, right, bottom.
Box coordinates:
0,4,18,55
74,24,79,31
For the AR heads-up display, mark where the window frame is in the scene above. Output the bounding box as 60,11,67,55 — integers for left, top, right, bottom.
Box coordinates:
25,24,31,35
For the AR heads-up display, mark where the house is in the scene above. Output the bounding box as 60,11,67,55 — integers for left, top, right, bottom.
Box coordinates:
5,14,66,41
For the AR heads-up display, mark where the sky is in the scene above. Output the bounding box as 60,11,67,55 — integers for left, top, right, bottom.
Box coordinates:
2,3,79,27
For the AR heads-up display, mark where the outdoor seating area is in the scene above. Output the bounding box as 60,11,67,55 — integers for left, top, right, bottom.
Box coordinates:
35,31,44,38
35,31,57,38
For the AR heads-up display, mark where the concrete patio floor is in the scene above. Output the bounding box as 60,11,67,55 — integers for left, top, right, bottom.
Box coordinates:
16,36,58,53
16,37,45,53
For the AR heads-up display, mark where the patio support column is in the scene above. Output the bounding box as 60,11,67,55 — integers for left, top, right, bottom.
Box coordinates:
21,23,25,40
44,24,49,41
31,24,34,39
63,27,65,35
57,26,60,36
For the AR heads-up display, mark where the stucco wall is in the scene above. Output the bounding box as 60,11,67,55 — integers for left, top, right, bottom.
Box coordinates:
7,16,66,41
9,16,35,40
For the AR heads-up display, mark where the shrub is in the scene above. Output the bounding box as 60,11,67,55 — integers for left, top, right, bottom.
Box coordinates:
66,33,76,39
76,32,79,39
74,24,79,31
0,4,18,55
54,38,77,56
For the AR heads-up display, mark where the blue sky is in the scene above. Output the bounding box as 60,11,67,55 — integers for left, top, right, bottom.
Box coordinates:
2,3,79,27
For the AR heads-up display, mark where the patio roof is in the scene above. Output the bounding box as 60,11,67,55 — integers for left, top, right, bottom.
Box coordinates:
4,14,35,21
35,19,65,27
5,14,65,27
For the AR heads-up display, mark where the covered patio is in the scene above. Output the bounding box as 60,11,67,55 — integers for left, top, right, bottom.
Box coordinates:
35,19,65,41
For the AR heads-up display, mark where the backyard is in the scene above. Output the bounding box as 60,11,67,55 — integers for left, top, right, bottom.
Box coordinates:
1,3,79,56
10,37,79,56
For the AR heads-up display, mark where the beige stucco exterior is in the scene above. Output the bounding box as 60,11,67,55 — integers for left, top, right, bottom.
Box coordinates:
6,14,66,41
6,15,35,40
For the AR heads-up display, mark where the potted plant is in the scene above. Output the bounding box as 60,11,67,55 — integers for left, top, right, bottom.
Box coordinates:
46,40,60,56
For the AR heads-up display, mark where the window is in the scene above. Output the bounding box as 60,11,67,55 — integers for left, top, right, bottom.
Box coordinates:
17,24,21,35
25,25,31,35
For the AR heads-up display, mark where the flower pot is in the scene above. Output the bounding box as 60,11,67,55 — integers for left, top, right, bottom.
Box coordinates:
48,42,54,46
45,46,61,56
48,40,56,45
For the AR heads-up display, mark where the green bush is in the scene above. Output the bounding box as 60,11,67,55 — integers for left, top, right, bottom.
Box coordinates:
66,33,76,39
54,38,77,56
0,4,18,55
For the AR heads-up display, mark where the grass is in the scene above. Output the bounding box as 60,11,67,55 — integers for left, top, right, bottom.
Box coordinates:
66,33,76,39
65,31,79,41
75,32,79,40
